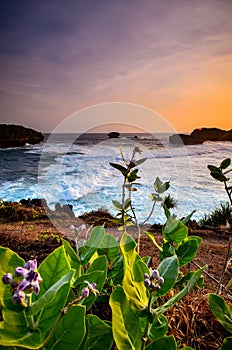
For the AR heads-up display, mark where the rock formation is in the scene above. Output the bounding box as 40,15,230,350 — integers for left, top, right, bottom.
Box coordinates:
169,128,232,145
0,124,44,148
107,131,120,138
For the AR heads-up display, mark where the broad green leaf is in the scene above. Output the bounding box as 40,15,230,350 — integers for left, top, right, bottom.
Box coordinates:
222,337,232,350
0,326,43,349
149,315,168,341
207,165,221,173
37,273,73,336
154,177,170,194
144,231,162,252
160,241,176,260
0,247,24,310
220,158,231,170
27,270,74,317
83,315,113,350
109,162,127,175
120,233,148,311
135,157,147,166
176,271,204,290
208,293,232,333
46,305,86,350
124,198,131,210
62,238,81,281
38,246,71,297
0,308,28,336
154,266,205,318
156,256,178,297
176,239,199,266
186,235,202,247
109,286,142,350
107,255,124,285
210,171,228,182
84,255,108,310
163,216,188,243
112,200,122,210
97,234,119,261
80,226,105,265
128,169,139,183
145,335,177,350
181,210,196,224
73,270,103,289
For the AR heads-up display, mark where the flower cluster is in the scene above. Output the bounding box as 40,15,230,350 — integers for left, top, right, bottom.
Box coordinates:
144,269,164,292
2,259,42,306
81,281,99,298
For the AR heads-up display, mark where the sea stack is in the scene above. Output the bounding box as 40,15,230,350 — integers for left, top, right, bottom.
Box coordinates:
0,124,44,148
107,131,120,138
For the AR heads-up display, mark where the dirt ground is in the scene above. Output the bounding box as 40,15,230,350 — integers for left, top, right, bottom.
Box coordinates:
0,217,232,349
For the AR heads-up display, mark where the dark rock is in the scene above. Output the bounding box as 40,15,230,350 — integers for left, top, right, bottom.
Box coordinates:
0,124,44,148
62,204,75,218
169,127,232,145
107,131,120,138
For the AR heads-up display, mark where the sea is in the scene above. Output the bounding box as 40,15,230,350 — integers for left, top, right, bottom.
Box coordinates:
0,132,231,224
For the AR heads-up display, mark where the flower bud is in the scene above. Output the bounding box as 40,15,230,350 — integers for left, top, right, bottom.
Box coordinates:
144,278,151,287
2,273,13,285
157,276,164,285
81,287,89,298
144,273,149,279
152,270,159,279
12,290,25,304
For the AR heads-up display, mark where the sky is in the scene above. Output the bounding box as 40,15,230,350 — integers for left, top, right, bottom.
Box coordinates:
0,0,232,133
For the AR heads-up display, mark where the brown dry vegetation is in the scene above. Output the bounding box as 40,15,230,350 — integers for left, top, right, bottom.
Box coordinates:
0,203,232,349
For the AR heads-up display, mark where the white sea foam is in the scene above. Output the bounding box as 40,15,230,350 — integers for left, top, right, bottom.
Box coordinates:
1,135,231,223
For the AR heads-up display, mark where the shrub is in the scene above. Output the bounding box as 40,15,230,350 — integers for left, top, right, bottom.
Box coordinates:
199,202,232,227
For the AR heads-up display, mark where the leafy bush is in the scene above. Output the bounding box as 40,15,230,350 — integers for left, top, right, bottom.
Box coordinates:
199,202,232,227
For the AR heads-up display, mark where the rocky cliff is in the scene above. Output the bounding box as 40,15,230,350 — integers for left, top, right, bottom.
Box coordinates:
0,124,44,148
169,127,232,145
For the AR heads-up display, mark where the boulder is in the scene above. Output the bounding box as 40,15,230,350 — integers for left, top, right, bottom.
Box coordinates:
0,124,44,148
107,131,120,138
169,128,232,145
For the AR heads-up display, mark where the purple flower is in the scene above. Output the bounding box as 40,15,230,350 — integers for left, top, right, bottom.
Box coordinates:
15,259,42,295
81,287,90,298
12,290,26,304
2,273,13,285
82,281,99,297
144,273,149,280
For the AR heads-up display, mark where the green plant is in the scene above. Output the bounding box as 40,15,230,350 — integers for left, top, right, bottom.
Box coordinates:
208,293,232,349
110,147,170,252
199,202,232,227
163,194,178,209
0,223,204,349
208,158,232,206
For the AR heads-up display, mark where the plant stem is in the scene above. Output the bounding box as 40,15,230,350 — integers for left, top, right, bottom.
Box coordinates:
130,202,141,254
224,181,232,206
122,178,127,232
216,237,231,294
141,293,153,350
141,200,156,225
27,294,35,331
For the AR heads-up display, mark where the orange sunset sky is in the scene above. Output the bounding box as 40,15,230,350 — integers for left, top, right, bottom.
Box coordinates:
0,0,231,133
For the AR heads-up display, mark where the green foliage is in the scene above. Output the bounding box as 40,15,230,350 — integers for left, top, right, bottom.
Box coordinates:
0,149,207,349
207,157,232,205
208,293,232,333
199,202,232,227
